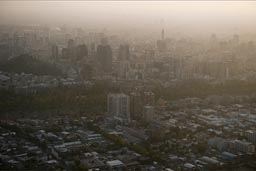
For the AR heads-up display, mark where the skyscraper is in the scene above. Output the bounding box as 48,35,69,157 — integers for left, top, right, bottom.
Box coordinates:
67,39,76,62
51,44,59,63
96,41,112,73
118,44,130,61
161,28,165,40
107,93,130,122
130,92,143,120
90,43,96,54
156,27,167,52
76,44,88,61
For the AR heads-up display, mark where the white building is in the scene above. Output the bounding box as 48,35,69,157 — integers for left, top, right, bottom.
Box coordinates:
107,93,130,122
245,130,256,144
106,160,125,169
143,105,154,122
230,140,255,154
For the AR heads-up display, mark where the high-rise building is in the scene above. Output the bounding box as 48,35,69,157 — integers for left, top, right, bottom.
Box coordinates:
157,28,167,52
100,37,108,45
96,43,112,73
118,44,130,61
76,44,88,61
90,43,96,54
130,92,143,120
68,39,75,48
161,28,165,40
143,105,154,122
157,40,167,52
210,33,218,48
232,34,240,45
62,48,68,59
67,39,76,62
116,61,130,79
143,91,155,106
51,44,59,63
107,93,130,122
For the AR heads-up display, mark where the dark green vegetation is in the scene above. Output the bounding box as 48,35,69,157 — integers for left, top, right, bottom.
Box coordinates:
1,80,256,116
0,54,63,76
154,80,256,101
0,82,108,115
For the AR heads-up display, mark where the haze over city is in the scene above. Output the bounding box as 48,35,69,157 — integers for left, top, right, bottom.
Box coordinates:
1,1,256,171
1,1,256,38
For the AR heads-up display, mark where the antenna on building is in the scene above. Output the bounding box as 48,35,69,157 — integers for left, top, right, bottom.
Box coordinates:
160,18,165,40
161,29,165,40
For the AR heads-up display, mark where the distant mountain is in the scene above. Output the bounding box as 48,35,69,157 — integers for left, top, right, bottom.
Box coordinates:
0,54,63,76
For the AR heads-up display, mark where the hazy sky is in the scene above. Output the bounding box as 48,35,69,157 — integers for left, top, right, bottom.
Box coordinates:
1,1,256,35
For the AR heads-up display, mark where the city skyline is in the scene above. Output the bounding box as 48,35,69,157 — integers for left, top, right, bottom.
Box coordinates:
1,1,256,36
1,1,256,171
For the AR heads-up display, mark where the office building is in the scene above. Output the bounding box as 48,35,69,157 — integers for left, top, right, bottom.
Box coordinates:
51,44,59,63
143,105,154,122
96,40,112,73
107,93,130,122
118,44,130,61
67,39,76,62
76,44,88,61
130,92,143,120
156,28,167,52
